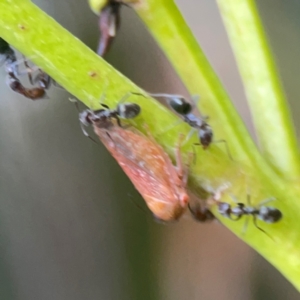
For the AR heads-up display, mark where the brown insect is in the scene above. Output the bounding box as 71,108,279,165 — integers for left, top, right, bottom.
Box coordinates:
80,108,189,221
1,42,52,100
6,71,50,100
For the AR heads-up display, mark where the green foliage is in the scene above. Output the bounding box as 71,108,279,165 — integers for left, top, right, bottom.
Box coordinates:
0,0,300,291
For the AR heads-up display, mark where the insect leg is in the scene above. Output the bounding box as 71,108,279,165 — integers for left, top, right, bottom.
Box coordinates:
185,128,197,144
212,139,233,161
252,215,274,241
258,197,276,207
242,215,250,234
174,134,185,183
119,91,147,104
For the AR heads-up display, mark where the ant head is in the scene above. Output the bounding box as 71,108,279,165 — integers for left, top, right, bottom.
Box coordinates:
199,125,213,149
258,206,282,223
169,96,192,115
188,203,215,222
79,109,94,127
117,103,141,119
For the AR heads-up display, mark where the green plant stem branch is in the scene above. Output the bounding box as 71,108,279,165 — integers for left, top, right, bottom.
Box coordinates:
133,0,261,166
216,0,300,179
1,0,300,291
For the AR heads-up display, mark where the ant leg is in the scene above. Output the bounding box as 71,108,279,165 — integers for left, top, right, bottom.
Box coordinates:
100,103,110,109
69,97,81,113
81,124,99,144
246,192,251,206
147,92,185,99
98,92,106,105
191,144,198,164
130,92,147,99
11,56,38,77
119,91,146,103
185,128,197,144
242,216,250,234
252,216,274,241
174,134,185,183
115,115,122,127
191,94,200,105
33,72,51,89
80,123,91,138
156,119,183,137
23,55,34,85
212,139,233,161
258,197,276,207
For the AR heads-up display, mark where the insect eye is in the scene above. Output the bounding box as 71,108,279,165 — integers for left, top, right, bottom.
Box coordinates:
169,97,192,115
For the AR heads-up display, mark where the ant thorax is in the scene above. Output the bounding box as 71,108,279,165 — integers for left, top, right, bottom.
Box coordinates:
183,113,203,128
80,109,114,129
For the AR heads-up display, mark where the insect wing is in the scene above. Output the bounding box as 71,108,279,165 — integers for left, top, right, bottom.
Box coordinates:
94,126,188,220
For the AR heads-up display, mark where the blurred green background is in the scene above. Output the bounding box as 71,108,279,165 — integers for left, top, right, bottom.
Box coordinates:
0,0,299,299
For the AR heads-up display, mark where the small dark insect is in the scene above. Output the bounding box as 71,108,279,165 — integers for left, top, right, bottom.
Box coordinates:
6,73,47,100
147,93,232,158
217,195,282,237
79,100,141,136
6,69,51,100
146,93,212,148
0,39,52,100
95,0,131,56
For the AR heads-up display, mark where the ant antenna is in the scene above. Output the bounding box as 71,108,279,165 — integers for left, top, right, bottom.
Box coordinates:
252,215,275,241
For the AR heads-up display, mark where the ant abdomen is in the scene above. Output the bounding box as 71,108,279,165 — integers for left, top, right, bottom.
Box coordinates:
117,103,141,119
258,206,282,223
169,97,193,115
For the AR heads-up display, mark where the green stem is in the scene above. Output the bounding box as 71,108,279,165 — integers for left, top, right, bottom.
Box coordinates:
216,0,300,179
1,0,300,291
134,0,261,166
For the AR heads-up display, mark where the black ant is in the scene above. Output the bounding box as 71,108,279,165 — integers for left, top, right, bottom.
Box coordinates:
217,195,282,238
145,93,212,148
146,93,232,159
78,94,141,137
0,38,52,100
8,57,52,100
97,0,123,56
6,70,51,100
